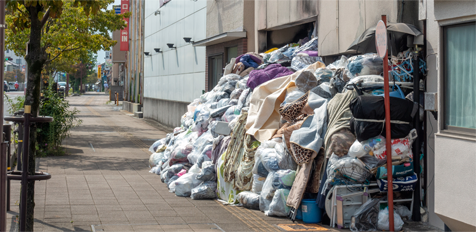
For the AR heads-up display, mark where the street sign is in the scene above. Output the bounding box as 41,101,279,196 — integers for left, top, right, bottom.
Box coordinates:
375,20,387,58
120,0,129,51
97,65,102,79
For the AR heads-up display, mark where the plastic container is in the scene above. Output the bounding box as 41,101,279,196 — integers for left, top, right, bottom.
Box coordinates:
301,199,322,223
296,205,303,220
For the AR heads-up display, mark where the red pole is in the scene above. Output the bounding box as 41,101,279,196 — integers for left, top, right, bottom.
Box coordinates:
382,15,395,231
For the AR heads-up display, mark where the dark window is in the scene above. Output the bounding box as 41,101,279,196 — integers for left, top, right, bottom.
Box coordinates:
208,55,223,91
226,46,238,64
443,22,476,133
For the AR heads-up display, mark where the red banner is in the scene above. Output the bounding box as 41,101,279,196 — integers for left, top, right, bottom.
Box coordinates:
120,0,129,51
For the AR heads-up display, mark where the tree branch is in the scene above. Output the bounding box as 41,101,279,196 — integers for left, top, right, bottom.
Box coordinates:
40,8,50,29
46,46,84,64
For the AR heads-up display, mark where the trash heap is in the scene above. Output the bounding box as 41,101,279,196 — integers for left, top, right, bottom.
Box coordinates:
148,37,425,231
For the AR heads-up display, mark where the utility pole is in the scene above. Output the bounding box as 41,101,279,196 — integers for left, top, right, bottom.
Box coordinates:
0,0,7,231
66,73,69,96
80,63,83,93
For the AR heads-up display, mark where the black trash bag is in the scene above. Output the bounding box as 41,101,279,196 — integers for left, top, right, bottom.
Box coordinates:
349,96,417,142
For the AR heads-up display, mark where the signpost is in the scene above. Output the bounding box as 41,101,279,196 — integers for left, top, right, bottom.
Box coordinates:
120,0,129,51
376,16,395,231
97,65,102,79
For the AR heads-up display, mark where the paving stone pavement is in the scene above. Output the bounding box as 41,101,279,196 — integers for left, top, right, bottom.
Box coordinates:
6,93,338,232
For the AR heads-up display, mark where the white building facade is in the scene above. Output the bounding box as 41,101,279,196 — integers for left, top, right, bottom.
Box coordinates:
143,0,207,127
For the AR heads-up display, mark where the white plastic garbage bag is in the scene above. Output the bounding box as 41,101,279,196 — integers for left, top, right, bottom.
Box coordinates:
237,191,260,210
190,181,217,200
265,189,291,217
377,207,404,231
174,172,201,197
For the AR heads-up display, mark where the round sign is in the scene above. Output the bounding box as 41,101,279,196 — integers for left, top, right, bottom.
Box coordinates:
375,20,387,58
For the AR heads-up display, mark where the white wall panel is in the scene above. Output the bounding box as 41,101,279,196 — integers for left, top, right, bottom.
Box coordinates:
144,0,206,103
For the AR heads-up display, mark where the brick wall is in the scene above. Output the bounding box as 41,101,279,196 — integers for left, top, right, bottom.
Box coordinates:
205,38,248,91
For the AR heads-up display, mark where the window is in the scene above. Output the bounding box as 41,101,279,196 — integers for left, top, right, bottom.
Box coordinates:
208,55,223,90
226,46,238,63
444,22,476,132
16,59,21,64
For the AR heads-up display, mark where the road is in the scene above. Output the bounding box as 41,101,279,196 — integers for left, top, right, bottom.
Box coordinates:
3,90,24,118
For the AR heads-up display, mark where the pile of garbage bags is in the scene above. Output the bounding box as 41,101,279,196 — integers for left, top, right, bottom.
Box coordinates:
147,36,423,231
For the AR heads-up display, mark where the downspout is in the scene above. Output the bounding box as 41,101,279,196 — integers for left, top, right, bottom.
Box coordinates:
336,0,339,52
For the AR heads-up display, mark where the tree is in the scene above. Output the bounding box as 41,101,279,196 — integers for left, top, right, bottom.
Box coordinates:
4,70,25,82
5,1,129,230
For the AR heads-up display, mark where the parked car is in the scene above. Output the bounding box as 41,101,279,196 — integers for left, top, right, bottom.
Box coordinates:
7,82,15,91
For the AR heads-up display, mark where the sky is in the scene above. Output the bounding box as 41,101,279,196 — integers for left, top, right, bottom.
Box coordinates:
96,0,122,66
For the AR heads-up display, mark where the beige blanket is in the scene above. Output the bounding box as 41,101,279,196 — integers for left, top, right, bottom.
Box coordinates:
245,62,326,142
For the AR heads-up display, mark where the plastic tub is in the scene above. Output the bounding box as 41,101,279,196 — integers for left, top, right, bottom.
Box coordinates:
301,199,322,223
296,205,303,220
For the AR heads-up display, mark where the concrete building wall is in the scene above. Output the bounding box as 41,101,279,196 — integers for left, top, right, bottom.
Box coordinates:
255,0,318,52
143,0,206,127
206,0,244,37
256,0,318,30
112,30,126,63
424,0,476,231
318,0,404,56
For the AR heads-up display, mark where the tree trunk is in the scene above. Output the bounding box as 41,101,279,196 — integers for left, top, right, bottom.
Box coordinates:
24,5,47,231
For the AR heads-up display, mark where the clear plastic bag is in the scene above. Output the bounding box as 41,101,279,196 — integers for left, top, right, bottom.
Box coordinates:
314,68,334,83
281,88,305,108
189,163,202,174
167,175,179,187
350,198,380,232
252,174,266,194
265,189,291,217
237,191,260,210
295,71,318,93
271,169,296,190
260,148,281,172
269,45,290,63
291,56,322,71
394,205,412,220
310,82,336,99
196,161,216,182
149,138,167,153
188,131,214,164
230,88,243,100
326,154,370,184
174,172,201,197
170,163,185,174
169,143,194,165
259,195,272,212
348,140,369,158
358,155,379,170
217,98,230,108
373,135,415,160
149,166,160,175
197,151,212,168
149,152,165,167
377,207,404,231
190,181,217,200
210,105,231,118
237,88,250,110
222,105,240,122
261,172,276,200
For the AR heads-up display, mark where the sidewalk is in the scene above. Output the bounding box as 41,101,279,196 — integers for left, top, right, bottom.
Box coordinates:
6,94,337,232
